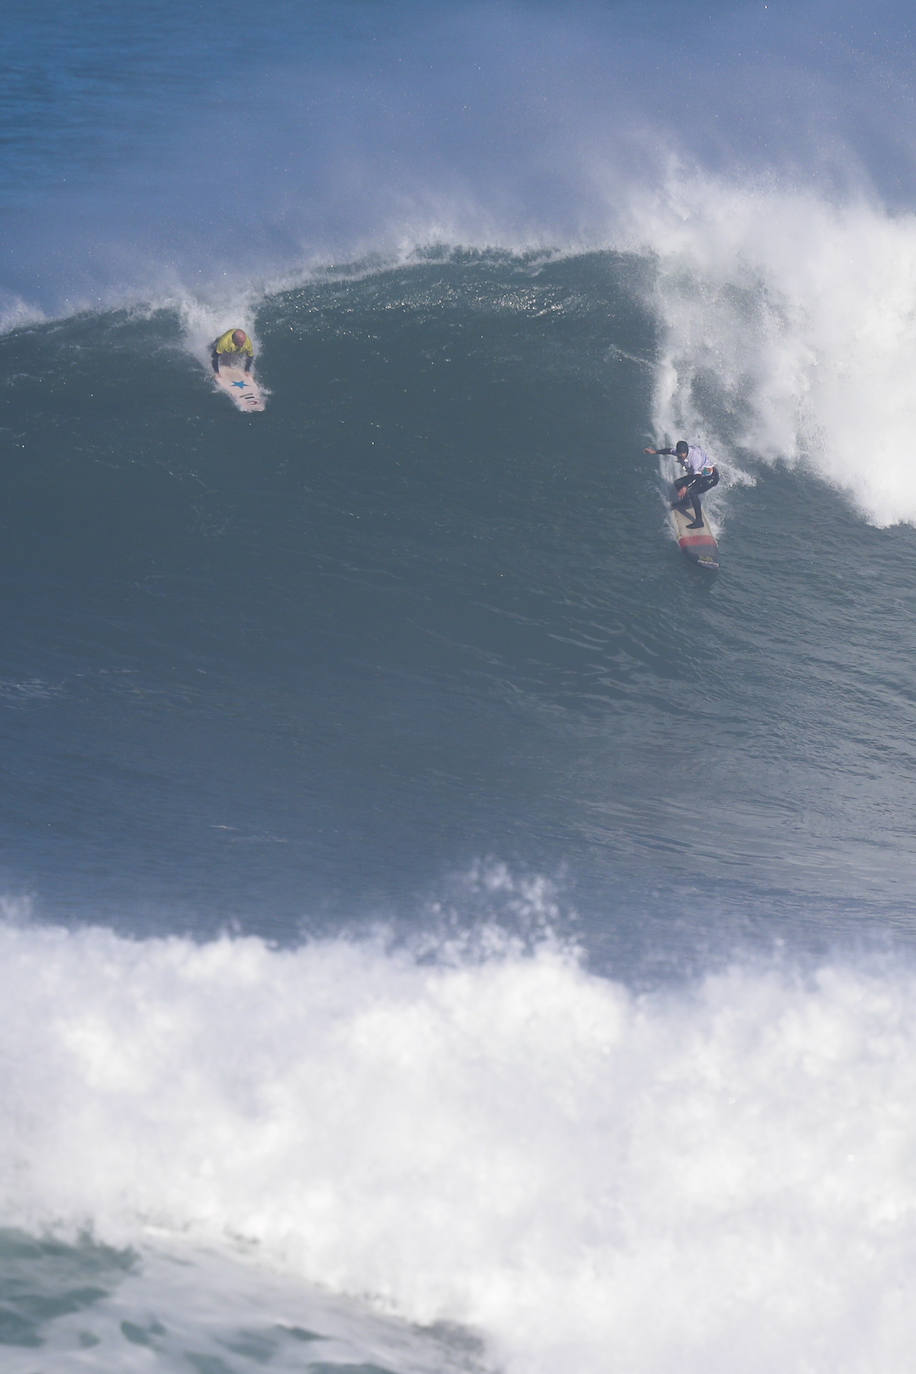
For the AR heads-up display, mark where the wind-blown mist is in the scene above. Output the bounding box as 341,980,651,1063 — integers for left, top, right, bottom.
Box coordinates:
5,0,916,307
8,0,916,528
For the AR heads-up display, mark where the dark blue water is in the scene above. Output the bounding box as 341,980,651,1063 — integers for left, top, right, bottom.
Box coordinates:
5,3,916,1371
5,259,916,955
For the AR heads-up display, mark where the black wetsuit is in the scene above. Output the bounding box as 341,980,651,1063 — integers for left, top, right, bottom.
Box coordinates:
658,447,719,525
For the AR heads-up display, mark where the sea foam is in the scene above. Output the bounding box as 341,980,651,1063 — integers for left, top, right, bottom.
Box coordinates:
636,168,916,527
3,910,916,1373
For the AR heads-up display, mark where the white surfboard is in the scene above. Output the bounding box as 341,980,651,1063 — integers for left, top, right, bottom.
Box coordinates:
213,363,266,413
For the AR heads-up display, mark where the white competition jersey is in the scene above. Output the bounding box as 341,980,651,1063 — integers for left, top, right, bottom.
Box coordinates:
683,444,713,475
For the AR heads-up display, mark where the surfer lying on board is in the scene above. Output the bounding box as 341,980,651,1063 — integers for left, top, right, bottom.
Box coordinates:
211,328,254,375
644,440,719,529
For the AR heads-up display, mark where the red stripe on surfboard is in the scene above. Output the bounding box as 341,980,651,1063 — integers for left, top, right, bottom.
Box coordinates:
678,534,717,549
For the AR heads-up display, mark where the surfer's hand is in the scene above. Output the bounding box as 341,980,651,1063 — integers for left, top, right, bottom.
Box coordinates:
643,447,656,454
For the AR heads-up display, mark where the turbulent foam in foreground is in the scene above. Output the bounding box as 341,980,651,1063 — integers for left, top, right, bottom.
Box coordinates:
3,914,916,1373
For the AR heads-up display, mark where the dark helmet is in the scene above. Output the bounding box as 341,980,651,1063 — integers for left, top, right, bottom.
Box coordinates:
675,440,689,456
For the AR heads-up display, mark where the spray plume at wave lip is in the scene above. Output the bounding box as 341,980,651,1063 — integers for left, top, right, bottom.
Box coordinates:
632,168,916,528
3,908,916,1373
3,0,915,294
7,1,916,524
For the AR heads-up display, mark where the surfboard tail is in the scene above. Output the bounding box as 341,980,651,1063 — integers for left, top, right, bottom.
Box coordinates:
677,529,719,570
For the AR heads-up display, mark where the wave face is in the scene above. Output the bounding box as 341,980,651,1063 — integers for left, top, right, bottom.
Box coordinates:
4,257,916,941
5,1,916,1370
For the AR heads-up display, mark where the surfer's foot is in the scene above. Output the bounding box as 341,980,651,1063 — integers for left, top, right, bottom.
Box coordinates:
686,519,703,528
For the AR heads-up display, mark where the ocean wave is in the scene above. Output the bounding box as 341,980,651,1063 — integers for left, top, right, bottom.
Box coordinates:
8,0,916,527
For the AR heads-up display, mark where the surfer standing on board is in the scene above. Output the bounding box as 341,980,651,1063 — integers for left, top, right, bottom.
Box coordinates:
211,328,254,375
644,440,719,529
